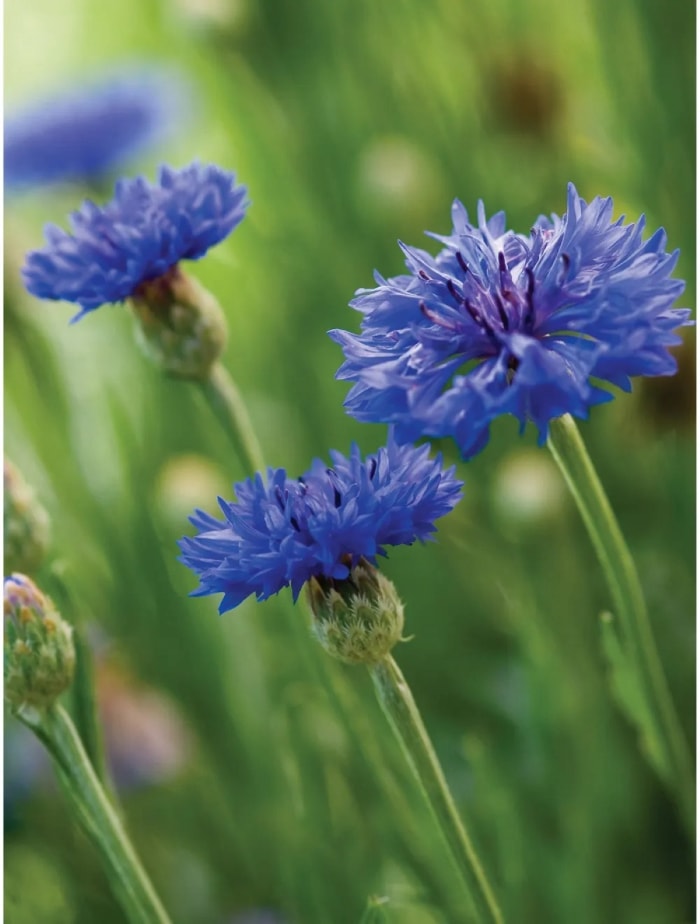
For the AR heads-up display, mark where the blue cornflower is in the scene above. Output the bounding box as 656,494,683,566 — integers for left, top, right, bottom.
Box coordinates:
5,67,187,191
179,436,463,614
330,184,691,459
22,162,249,320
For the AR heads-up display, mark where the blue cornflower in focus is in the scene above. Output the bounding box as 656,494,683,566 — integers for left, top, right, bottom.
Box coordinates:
22,162,249,320
179,435,462,614
330,184,691,459
5,67,187,191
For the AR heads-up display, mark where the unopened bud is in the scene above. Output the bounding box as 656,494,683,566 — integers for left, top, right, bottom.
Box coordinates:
130,266,227,379
4,459,50,576
307,560,405,665
4,574,75,709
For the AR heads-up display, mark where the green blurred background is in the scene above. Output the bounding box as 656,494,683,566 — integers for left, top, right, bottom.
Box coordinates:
4,0,695,921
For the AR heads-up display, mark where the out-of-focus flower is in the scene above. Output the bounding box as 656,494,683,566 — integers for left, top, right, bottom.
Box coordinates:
22,162,248,320
357,135,444,220
97,661,191,789
5,67,188,191
175,0,249,34
491,448,566,528
154,454,230,531
4,722,50,826
4,574,75,710
486,50,564,139
4,459,51,576
179,435,462,613
639,337,696,432
331,184,690,459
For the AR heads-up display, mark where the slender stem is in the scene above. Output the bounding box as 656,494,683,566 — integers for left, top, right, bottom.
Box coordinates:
71,624,111,790
199,362,266,474
24,704,172,924
547,414,694,825
370,656,504,924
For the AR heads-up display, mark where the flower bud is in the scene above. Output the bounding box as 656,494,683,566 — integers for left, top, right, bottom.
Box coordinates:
130,266,227,380
4,459,51,576
4,574,75,710
307,560,405,665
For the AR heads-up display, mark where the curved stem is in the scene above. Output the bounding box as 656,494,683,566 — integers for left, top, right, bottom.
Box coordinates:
26,705,172,924
547,414,694,826
199,362,266,474
370,656,504,924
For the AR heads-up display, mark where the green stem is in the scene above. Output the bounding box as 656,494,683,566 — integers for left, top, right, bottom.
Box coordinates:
370,656,504,924
22,704,172,924
199,362,266,474
71,624,111,789
547,414,694,824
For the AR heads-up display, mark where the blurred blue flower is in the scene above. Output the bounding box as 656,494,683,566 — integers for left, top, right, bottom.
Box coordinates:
5,67,187,191
4,723,50,830
22,162,249,320
179,435,462,613
330,184,691,458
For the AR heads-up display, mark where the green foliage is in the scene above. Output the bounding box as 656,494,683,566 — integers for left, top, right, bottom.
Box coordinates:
5,0,694,921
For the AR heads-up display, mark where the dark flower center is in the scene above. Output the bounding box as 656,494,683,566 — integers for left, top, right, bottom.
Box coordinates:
421,249,538,343
418,246,571,381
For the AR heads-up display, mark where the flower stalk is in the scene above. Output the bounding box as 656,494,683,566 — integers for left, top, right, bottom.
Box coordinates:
547,413,694,827
198,362,266,474
18,703,172,924
370,655,504,924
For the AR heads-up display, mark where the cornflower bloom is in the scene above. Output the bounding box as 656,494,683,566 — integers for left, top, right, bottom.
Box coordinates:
181,443,506,918
22,161,248,321
179,436,462,613
331,184,690,458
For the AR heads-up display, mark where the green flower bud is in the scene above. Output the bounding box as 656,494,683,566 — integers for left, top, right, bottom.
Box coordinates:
307,559,405,665
130,266,227,380
4,459,51,576
4,574,75,710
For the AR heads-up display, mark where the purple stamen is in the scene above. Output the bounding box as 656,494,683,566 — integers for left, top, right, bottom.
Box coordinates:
494,293,510,331
446,279,462,305
524,267,536,329
420,301,460,332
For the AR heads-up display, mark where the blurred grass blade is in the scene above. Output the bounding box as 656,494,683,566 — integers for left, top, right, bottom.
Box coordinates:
599,611,668,784
547,414,694,830
71,624,111,788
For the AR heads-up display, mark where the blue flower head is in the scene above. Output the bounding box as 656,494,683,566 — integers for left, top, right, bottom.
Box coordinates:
179,436,463,614
5,66,188,191
330,184,691,458
22,162,249,321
